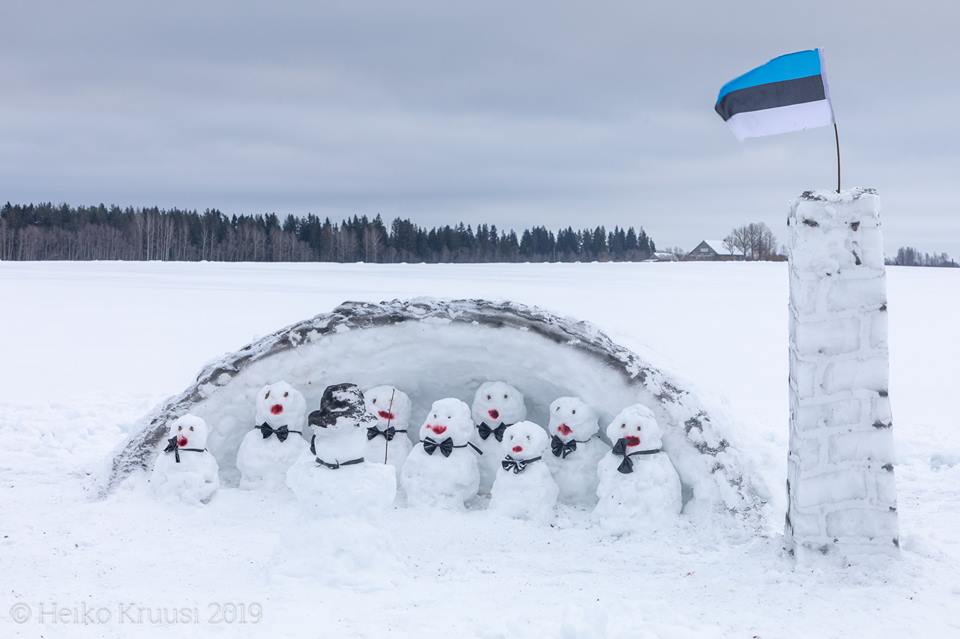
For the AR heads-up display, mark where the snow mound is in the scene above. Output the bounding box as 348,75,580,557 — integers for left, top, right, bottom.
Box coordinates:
104,298,765,520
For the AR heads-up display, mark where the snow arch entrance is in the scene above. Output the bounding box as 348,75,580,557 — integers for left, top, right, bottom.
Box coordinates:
106,299,763,518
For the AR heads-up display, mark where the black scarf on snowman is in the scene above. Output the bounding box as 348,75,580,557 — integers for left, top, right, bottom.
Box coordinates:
163,437,206,464
254,423,301,442
421,437,483,458
500,454,542,474
476,422,511,442
611,438,662,474
306,383,371,469
550,434,596,459
367,425,406,441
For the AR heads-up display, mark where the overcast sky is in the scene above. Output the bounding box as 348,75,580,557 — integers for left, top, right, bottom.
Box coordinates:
2,1,957,255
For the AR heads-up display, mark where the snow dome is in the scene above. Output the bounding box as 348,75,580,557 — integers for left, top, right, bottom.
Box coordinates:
105,298,764,519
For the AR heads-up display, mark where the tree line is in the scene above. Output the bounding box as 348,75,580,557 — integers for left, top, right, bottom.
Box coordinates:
0,203,656,263
889,246,958,268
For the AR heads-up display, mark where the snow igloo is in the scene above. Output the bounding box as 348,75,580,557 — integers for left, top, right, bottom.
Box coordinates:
106,298,764,519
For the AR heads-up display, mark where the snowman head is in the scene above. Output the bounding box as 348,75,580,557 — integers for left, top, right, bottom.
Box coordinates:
256,381,306,426
606,404,663,452
471,381,527,427
363,385,412,430
548,397,599,442
168,414,210,450
501,421,549,459
420,398,473,445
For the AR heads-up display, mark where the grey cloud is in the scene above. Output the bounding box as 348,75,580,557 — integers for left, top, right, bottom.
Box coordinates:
1,0,957,254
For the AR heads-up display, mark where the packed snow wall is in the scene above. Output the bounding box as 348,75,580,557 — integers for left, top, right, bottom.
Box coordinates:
105,298,764,519
786,189,899,556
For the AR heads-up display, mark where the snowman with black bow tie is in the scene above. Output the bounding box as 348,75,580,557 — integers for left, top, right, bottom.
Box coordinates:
401,397,480,509
236,381,309,490
594,404,681,528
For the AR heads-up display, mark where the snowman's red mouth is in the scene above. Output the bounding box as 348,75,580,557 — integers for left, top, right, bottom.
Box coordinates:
625,436,641,447
488,409,500,420
557,424,572,436
378,410,396,421
177,435,189,447
270,404,284,415
429,425,447,435
512,445,523,453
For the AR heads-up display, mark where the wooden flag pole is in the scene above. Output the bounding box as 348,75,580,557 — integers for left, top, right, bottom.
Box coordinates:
833,122,841,193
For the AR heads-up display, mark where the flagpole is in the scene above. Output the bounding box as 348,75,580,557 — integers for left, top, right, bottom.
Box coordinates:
833,122,841,193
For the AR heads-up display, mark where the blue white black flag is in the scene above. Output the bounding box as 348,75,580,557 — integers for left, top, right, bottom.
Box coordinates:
715,49,834,140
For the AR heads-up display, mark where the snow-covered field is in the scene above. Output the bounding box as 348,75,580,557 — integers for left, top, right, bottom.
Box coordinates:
1,261,957,638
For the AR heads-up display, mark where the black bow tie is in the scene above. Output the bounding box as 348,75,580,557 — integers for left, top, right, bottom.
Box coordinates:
422,437,455,457
476,422,508,442
551,435,579,458
315,456,364,470
611,438,662,474
501,455,542,474
163,436,206,464
256,423,301,442
367,426,406,441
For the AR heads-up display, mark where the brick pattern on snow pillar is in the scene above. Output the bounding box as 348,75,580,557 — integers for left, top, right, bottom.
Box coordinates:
785,188,899,557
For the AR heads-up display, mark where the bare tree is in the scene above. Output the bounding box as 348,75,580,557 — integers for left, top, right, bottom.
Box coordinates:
723,227,750,258
724,222,779,260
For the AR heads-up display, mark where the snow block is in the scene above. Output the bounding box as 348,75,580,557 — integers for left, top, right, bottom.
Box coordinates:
785,189,899,558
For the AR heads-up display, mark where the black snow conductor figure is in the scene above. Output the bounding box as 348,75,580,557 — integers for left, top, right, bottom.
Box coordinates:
307,383,375,467
287,382,397,513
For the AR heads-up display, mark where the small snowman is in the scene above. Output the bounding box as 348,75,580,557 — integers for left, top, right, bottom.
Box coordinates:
150,414,220,504
490,421,558,523
363,385,413,475
470,381,527,493
236,381,309,490
401,398,480,509
286,383,397,515
543,397,610,506
594,404,682,527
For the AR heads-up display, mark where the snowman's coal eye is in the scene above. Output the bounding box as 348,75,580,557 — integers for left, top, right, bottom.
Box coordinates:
555,407,559,412
177,425,182,431
620,423,626,429
189,426,195,431
486,395,491,401
283,391,289,398
572,409,576,415
525,434,531,441
503,394,508,399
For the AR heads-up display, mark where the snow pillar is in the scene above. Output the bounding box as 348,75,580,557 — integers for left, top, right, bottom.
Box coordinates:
785,188,899,559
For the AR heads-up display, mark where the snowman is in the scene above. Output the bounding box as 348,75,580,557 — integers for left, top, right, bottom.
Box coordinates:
401,398,480,509
490,421,558,523
286,383,396,515
543,397,610,506
363,385,413,475
594,404,682,527
470,381,527,493
236,381,309,490
150,414,220,504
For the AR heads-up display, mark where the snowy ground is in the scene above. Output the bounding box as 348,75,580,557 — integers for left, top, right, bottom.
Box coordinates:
1,261,958,638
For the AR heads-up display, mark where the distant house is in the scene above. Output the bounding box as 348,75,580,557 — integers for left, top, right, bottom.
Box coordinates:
684,240,742,261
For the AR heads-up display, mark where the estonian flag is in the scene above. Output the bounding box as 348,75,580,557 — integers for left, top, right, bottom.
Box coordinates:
715,49,834,140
